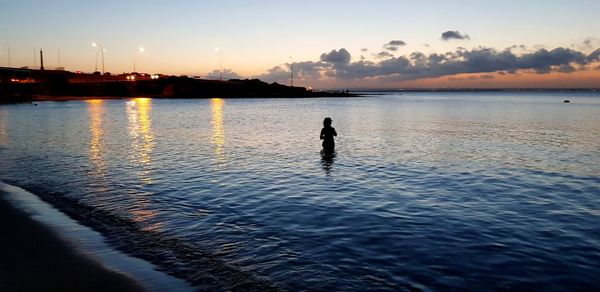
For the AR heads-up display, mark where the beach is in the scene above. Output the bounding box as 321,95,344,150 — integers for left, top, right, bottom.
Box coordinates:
0,196,144,291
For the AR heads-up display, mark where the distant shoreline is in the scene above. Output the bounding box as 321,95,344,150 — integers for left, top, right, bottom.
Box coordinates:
2,67,599,104
30,93,361,102
0,67,358,103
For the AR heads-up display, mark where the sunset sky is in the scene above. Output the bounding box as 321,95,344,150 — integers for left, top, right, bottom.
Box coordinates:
1,0,599,88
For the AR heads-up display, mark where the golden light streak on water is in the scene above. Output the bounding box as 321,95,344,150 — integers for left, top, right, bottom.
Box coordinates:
87,100,106,177
127,97,155,184
0,108,8,147
125,98,161,230
211,98,226,165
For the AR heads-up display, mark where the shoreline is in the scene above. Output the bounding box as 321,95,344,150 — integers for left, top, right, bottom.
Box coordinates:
0,196,144,291
0,181,193,291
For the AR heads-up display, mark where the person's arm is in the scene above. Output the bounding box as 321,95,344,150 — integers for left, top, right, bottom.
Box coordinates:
333,128,337,137
320,128,325,140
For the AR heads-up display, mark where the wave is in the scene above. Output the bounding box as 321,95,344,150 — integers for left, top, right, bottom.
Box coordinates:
1,180,281,291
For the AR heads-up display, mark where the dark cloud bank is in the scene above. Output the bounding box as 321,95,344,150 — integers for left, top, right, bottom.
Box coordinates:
256,46,600,83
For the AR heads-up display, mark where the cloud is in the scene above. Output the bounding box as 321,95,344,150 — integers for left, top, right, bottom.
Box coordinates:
383,40,406,51
292,61,325,79
441,30,470,41
253,66,289,83
253,61,327,83
320,48,351,64
257,45,598,83
587,48,600,61
207,68,242,79
375,51,394,59
388,40,406,46
582,37,599,50
557,64,576,73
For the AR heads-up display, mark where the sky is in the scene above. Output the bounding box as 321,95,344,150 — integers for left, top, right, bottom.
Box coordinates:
1,0,599,89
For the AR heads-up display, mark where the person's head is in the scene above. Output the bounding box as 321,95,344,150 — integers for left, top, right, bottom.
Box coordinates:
323,117,332,127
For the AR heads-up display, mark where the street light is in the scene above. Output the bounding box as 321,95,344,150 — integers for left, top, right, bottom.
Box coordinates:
214,47,222,80
133,46,145,72
92,42,106,74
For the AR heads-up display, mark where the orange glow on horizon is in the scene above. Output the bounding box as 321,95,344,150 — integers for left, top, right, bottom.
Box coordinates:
328,67,600,89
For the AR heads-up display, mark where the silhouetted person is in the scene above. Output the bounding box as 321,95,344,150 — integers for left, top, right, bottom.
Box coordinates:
320,117,337,153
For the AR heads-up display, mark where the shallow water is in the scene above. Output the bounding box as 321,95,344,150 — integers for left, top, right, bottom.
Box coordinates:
1,92,599,289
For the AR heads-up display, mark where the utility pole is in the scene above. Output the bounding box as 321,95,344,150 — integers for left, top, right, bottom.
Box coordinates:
289,56,294,87
40,49,44,70
7,44,11,68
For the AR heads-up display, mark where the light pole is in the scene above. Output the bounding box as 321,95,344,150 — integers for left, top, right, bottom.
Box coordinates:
6,44,10,68
92,42,105,74
289,56,294,87
133,46,145,73
214,47,222,80
94,49,98,72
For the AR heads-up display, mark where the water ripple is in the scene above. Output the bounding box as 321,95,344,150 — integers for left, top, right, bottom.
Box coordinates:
1,92,599,289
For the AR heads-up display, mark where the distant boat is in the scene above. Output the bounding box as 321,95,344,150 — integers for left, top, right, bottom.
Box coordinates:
563,99,571,103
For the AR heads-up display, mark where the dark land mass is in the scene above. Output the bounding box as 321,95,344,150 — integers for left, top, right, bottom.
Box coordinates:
0,196,144,292
0,67,357,103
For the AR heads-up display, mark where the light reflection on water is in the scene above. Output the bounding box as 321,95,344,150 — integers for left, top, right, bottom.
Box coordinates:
87,100,106,178
126,98,155,184
1,92,600,289
124,98,160,231
210,98,226,166
0,109,8,147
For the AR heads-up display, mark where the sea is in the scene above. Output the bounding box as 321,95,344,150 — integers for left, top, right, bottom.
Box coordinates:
0,91,599,290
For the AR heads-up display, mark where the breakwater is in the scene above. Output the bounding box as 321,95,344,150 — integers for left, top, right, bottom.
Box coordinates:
0,67,354,103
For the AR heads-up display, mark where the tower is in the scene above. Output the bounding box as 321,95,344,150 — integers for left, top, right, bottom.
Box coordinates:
40,49,45,70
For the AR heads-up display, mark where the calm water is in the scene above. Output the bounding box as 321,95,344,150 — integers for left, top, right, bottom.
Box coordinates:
1,92,599,290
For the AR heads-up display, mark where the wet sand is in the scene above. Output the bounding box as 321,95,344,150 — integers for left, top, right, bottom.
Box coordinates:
0,197,144,292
